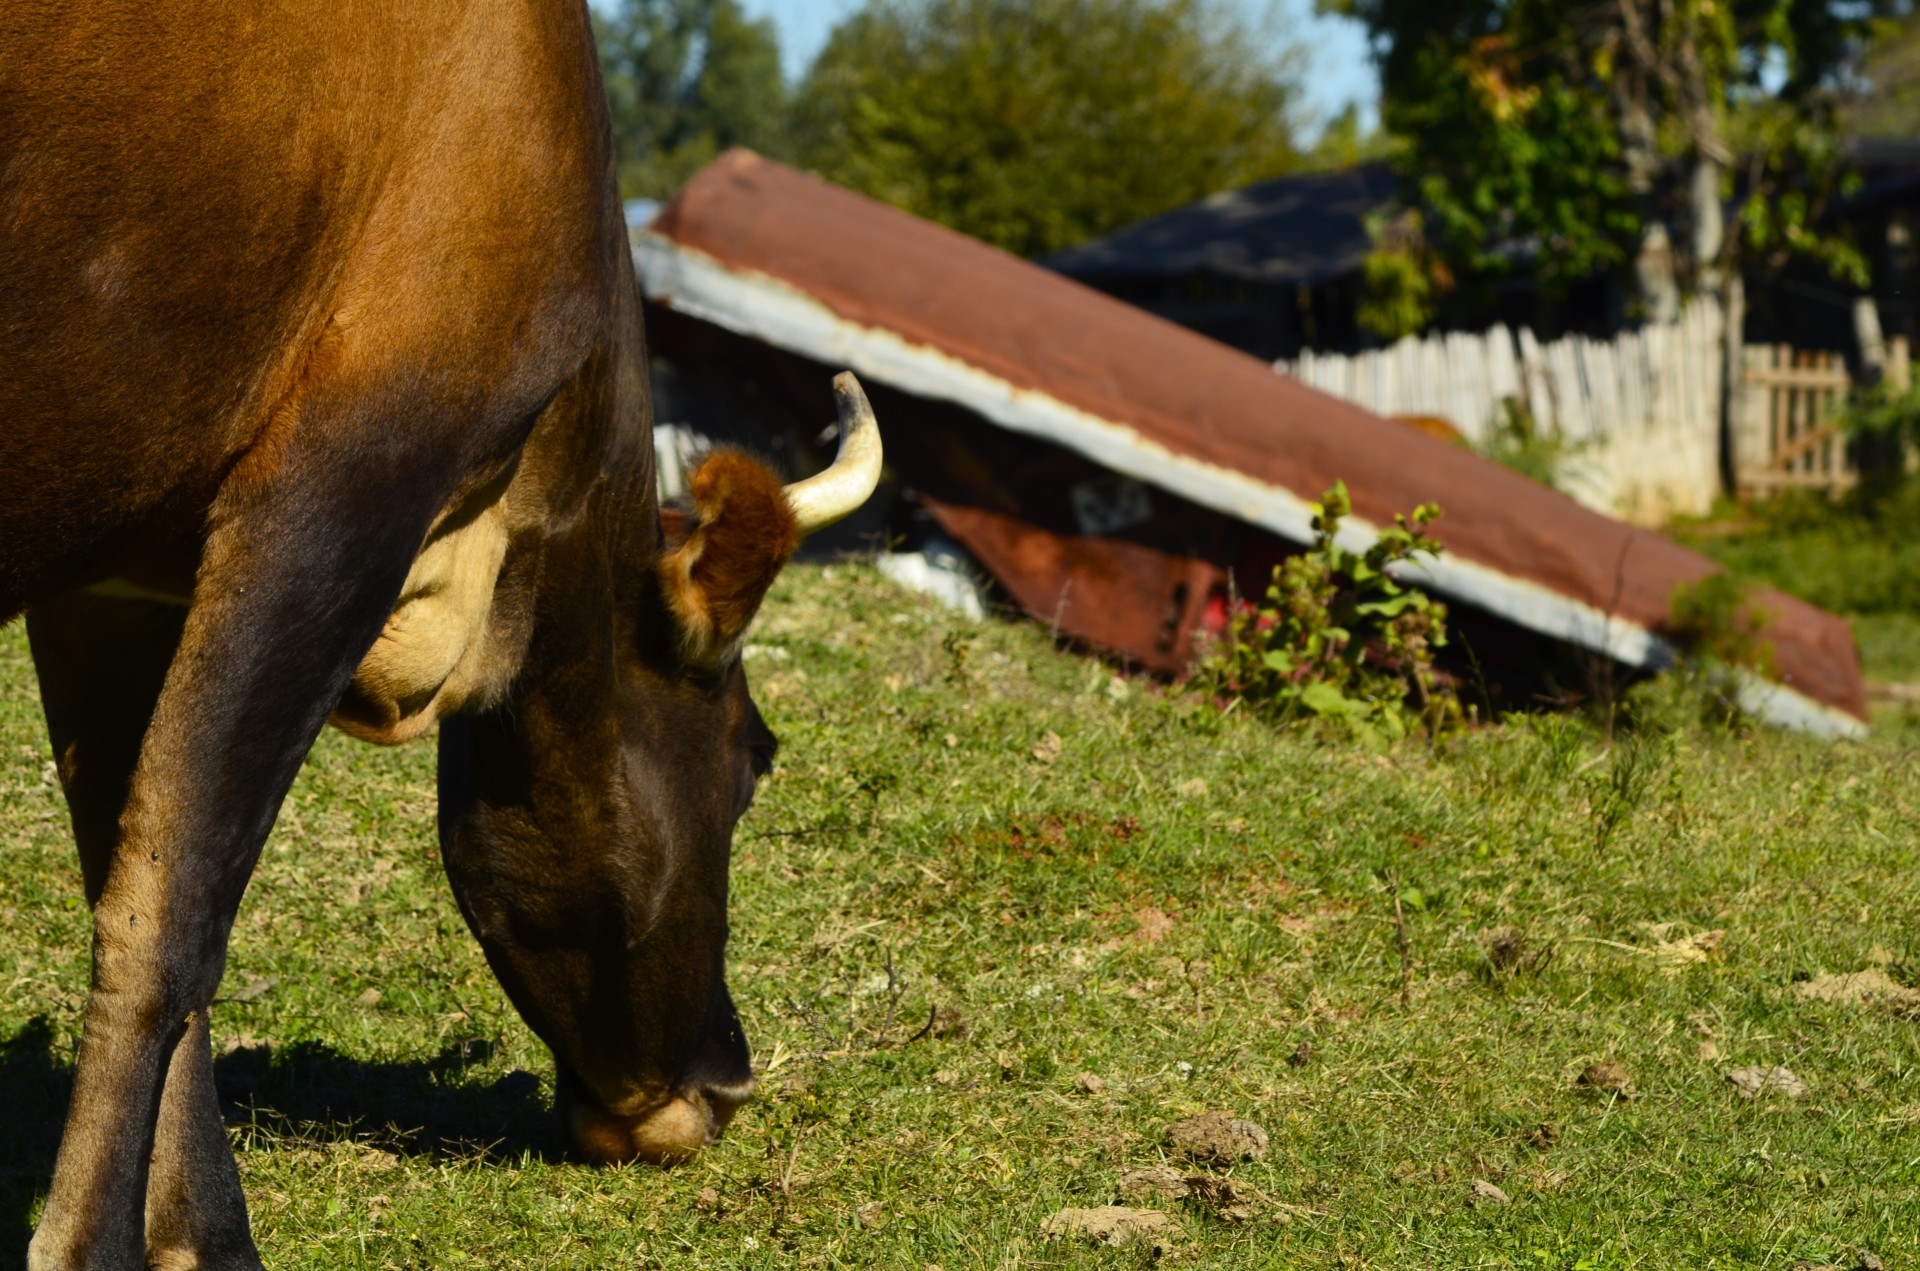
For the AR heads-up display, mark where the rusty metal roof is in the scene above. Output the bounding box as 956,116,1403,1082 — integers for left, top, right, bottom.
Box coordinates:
638,150,1866,735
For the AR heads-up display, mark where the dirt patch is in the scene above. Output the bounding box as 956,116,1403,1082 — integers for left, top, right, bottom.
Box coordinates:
1651,928,1725,968
1793,968,1920,1012
972,811,1140,864
1040,1205,1171,1249
1484,926,1552,975
1165,1111,1269,1165
1469,1178,1510,1206
928,1005,969,1039
1726,1065,1806,1099
1132,907,1175,945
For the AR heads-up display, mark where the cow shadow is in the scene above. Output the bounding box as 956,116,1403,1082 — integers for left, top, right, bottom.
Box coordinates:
216,1035,558,1161
0,1020,555,1268
0,1018,70,1270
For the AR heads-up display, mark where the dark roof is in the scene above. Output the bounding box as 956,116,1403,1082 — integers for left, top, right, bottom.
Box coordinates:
1838,164,1920,217
1040,161,1397,287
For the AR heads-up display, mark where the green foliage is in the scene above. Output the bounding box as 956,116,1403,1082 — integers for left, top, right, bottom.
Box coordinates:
793,0,1304,257
1631,572,1781,733
1726,95,1869,285
1320,0,1903,314
1356,210,1440,340
1851,8,1920,139
1301,103,1398,172
1667,572,1777,679
1841,378,1920,444
1191,481,1460,745
1474,396,1583,491
1671,484,1920,674
1403,30,1636,294
595,0,791,199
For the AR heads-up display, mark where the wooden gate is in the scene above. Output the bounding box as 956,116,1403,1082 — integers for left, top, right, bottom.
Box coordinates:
1735,345,1856,497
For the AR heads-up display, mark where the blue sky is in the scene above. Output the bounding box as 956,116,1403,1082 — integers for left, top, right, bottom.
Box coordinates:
738,0,1378,137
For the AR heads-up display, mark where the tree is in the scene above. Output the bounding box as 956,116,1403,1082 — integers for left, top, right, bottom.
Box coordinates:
1850,8,1920,139
794,0,1305,258
595,0,791,200
1301,103,1397,172
1323,0,1911,337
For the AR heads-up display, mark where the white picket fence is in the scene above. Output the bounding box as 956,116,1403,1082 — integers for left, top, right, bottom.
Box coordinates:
1280,299,1727,524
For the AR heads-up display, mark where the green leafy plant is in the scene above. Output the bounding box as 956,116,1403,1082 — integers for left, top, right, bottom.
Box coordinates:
1322,0,1886,320
1476,396,1585,492
1625,572,1779,734
1836,377,1920,500
1667,572,1777,680
1841,379,1920,443
1356,209,1442,341
1190,481,1460,746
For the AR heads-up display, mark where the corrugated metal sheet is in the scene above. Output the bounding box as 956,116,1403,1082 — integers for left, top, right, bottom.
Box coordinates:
637,150,1866,734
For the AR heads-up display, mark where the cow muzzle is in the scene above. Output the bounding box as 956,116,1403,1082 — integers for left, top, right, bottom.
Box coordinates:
564,1079,753,1166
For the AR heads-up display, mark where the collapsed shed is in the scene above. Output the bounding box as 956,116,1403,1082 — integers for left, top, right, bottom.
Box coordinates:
635,150,1867,738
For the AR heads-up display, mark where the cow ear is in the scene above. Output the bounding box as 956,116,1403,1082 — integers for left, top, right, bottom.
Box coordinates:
657,451,801,666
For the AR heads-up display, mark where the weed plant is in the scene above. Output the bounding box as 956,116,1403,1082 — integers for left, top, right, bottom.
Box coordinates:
1475,398,1586,493
2,566,1917,1268
1190,481,1461,746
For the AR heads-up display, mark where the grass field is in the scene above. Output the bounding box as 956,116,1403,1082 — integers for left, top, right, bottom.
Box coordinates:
1670,489,1920,685
3,563,1918,1269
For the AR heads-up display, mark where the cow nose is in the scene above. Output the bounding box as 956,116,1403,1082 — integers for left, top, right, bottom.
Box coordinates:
568,1079,754,1166
702,1076,752,1134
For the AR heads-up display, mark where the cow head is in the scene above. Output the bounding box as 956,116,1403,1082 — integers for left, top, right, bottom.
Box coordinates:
435,373,881,1164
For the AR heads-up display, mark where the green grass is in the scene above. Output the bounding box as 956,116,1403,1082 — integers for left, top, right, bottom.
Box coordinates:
4,563,1920,1268
1670,488,1920,683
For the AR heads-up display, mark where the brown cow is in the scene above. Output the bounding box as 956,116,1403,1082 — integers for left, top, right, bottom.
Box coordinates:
1,3,880,1266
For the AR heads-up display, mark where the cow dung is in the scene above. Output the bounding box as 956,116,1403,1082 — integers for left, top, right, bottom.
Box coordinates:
1578,1061,1638,1100
1165,1111,1270,1165
1116,1168,1259,1221
1469,1178,1510,1206
1118,1166,1190,1203
1725,1065,1807,1099
1182,1175,1259,1222
1040,1205,1171,1249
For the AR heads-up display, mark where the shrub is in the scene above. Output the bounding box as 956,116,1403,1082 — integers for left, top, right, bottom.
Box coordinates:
1476,397,1584,492
1620,572,1780,735
1666,572,1776,679
1190,481,1461,746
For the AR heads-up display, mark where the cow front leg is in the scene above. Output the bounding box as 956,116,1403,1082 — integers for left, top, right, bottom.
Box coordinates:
30,592,259,1269
27,453,449,1271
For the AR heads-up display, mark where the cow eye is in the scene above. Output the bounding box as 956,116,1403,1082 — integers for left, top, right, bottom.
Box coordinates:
747,733,777,779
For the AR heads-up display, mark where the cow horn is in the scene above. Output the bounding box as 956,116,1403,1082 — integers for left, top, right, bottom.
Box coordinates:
785,372,883,535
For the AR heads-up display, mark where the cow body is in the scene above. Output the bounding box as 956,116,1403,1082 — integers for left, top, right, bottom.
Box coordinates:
2,6,874,1266
1,0,611,618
